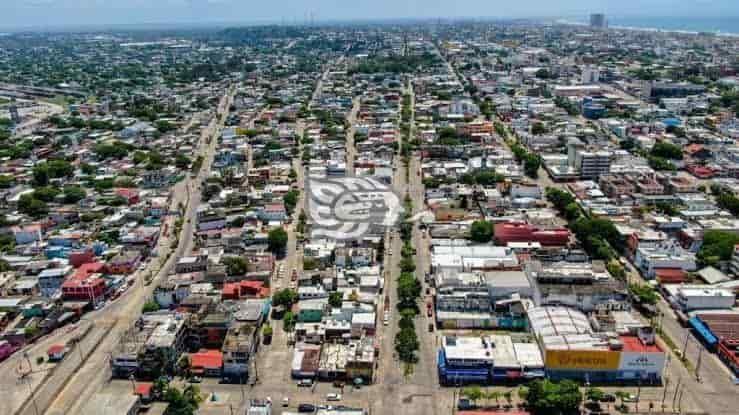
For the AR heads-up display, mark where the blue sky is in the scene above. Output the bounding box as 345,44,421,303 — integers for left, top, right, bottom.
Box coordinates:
1,0,738,28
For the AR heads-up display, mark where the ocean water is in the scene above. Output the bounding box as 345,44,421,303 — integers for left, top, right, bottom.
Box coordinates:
604,16,739,35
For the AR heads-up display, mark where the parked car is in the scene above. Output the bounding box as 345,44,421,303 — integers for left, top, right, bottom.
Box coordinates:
282,397,289,407
298,378,313,387
600,394,616,403
326,393,342,401
298,403,316,413
623,394,639,403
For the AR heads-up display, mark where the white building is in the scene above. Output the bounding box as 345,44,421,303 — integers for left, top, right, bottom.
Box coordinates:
664,285,736,311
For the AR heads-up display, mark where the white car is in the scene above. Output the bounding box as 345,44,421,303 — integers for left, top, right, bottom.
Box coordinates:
326,393,342,401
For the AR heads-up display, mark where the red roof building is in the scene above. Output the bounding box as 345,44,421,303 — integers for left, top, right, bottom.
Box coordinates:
686,164,717,179
69,248,95,268
190,349,223,377
494,222,570,247
654,268,687,284
222,281,269,300
115,188,140,205
620,335,662,353
62,261,106,302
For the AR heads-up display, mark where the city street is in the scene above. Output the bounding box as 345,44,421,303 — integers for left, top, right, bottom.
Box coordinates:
8,87,236,415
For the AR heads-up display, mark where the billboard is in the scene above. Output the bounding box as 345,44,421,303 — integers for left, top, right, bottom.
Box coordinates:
618,352,666,373
545,349,620,371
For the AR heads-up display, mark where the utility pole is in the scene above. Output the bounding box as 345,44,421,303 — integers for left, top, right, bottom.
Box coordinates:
671,378,681,410
661,376,669,410
681,331,690,359
695,347,703,382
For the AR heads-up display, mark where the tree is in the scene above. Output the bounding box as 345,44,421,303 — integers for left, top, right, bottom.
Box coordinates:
46,160,74,179
395,326,419,362
132,150,148,165
229,216,245,228
63,186,86,204
397,272,421,310
33,186,60,202
564,202,581,221
399,256,416,273
461,386,483,405
546,188,576,211
283,311,296,332
525,379,583,415
163,384,202,415
586,387,605,402
272,288,298,308
0,174,14,188
697,230,739,266
303,257,319,271
155,120,175,133
267,227,288,254
32,163,49,186
0,235,15,253
175,154,191,169
143,299,160,313
262,324,273,337
523,153,542,178
470,220,494,243
18,194,47,217
650,141,683,160
283,189,300,215
503,391,513,406
531,122,547,135
487,390,501,406
222,256,248,276
328,291,343,308
81,163,96,175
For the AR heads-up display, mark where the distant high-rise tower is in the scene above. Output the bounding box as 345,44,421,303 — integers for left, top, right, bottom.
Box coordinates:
590,13,607,29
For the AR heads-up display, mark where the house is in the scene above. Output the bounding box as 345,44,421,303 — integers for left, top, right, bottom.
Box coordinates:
634,242,697,278
107,251,141,274
259,203,287,222
175,256,208,274
190,349,223,377
37,267,71,297
115,188,140,205
142,169,174,188
12,224,42,245
494,222,570,247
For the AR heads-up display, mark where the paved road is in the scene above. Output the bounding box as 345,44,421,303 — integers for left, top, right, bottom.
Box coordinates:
33,87,235,415
345,97,360,176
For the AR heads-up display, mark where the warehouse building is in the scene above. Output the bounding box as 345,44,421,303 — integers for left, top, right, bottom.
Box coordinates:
662,284,736,311
437,334,544,385
528,306,665,383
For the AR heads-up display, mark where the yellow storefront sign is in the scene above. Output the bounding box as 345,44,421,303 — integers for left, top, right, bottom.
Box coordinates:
545,349,621,370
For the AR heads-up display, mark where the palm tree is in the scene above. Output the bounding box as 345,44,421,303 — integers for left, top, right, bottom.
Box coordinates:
517,386,529,408
487,390,501,408
462,386,483,407
503,390,513,407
